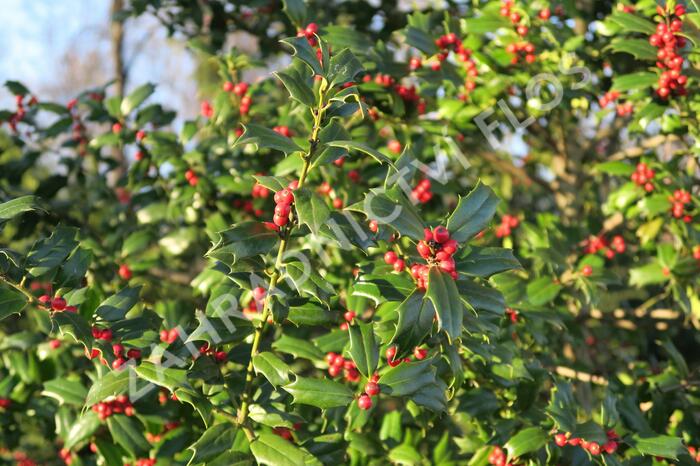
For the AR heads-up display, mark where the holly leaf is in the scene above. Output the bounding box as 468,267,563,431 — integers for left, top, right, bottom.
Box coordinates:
251,432,322,466
284,259,335,305
357,187,425,240
390,290,435,356
253,351,292,387
627,435,683,460
446,181,499,242
0,286,28,321
42,378,88,406
121,82,155,115
504,427,547,461
378,359,437,397
426,268,464,341
107,415,150,456
456,247,521,277
64,411,101,450
348,322,379,378
233,123,304,155
85,369,129,406
283,377,354,409
280,36,324,76
95,286,142,321
187,423,237,465
275,61,315,107
294,188,331,235
0,195,44,223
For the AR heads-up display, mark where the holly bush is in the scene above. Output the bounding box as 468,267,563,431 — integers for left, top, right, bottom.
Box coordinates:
1,1,700,465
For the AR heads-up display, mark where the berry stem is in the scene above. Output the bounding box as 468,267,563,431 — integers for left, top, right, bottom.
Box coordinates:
237,81,327,439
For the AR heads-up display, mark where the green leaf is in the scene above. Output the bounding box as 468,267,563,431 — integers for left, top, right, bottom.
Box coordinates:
207,221,278,267
187,423,237,465
284,259,335,305
282,0,308,27
253,352,292,387
120,83,155,115
608,38,657,60
0,286,28,321
107,415,150,456
251,432,322,466
233,123,303,155
378,359,436,397
348,322,379,378
464,15,511,33
388,444,422,465
0,195,43,222
104,96,122,119
526,277,562,306
390,290,435,356
446,182,499,242
456,280,505,315
85,369,129,406
608,12,656,34
53,311,93,349
629,262,668,287
611,72,658,92
26,226,79,277
326,140,393,166
328,49,363,88
627,434,683,459
280,36,323,76
275,62,315,107
134,362,191,393
456,247,520,277
595,161,635,175
358,187,425,240
42,378,87,406
273,334,324,361
353,273,415,304
404,26,439,54
4,80,30,96
95,286,141,321
504,427,547,460
64,411,101,450
547,383,577,433
283,377,354,409
426,268,464,341
294,188,331,235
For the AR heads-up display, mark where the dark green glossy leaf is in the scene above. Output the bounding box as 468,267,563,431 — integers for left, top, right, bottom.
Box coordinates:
233,123,303,155
187,423,237,465
107,415,150,456
0,286,28,321
446,181,499,242
251,432,322,466
121,83,155,115
348,322,379,378
294,188,331,235
253,351,291,387
426,268,464,341
504,427,547,460
96,286,141,321
283,376,354,409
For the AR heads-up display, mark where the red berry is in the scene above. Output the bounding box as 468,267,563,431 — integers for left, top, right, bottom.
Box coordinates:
358,394,373,410
393,259,405,272
384,251,398,265
365,381,380,396
344,310,356,322
413,347,427,360
51,297,67,311
118,264,132,280
112,122,122,134
387,139,402,154
581,265,593,277
432,226,450,243
554,433,567,447
223,81,234,92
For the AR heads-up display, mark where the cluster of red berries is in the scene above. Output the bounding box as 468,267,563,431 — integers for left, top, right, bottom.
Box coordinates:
361,74,427,114
145,421,180,443
412,226,459,289
583,234,626,259
553,429,619,455
198,343,227,362
185,168,198,186
273,125,293,137
234,198,264,218
271,185,296,229
4,94,37,134
670,189,693,221
325,352,360,382
297,22,319,46
91,326,113,342
495,214,519,238
251,180,270,199
91,395,134,420
649,5,688,98
38,295,77,313
488,446,512,466
411,179,433,204
12,452,36,466
200,100,213,118
630,162,655,192
500,0,529,36
223,81,248,97
160,328,179,344
505,41,536,64
434,33,479,94
118,264,132,280
598,90,620,108
383,251,406,273
357,373,381,410
111,343,142,370
59,448,73,465
338,309,356,331
687,446,700,462
385,345,427,367
0,398,11,409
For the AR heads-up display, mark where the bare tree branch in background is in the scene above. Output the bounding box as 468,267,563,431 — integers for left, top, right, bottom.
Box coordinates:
110,0,127,175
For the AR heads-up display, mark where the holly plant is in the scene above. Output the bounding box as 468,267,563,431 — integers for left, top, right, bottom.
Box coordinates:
1,1,699,465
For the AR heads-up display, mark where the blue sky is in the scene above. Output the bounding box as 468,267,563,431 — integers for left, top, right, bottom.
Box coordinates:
0,0,196,113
